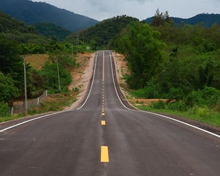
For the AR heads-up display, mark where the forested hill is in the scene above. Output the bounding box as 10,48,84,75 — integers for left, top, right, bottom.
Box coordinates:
33,23,71,41
66,15,139,48
0,11,38,34
144,13,220,27
0,0,99,32
0,11,50,44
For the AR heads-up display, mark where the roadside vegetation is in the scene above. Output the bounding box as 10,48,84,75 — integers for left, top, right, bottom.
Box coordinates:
0,12,92,120
110,10,220,128
1,10,220,128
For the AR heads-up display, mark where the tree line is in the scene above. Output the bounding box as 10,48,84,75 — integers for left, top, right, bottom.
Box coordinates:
111,10,220,116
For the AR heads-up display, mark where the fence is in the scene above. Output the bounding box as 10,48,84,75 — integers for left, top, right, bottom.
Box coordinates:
11,90,48,115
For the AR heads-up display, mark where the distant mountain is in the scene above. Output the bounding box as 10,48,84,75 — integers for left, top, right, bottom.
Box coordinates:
0,0,99,32
33,23,71,41
0,11,49,44
144,13,220,27
0,11,37,34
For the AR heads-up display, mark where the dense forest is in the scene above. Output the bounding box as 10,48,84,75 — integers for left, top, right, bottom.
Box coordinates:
0,0,98,32
111,10,220,120
33,23,71,41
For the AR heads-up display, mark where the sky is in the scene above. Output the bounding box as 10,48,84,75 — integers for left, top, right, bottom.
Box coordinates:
32,0,220,21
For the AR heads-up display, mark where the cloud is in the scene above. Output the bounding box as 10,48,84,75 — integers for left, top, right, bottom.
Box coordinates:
129,0,153,3
33,0,220,21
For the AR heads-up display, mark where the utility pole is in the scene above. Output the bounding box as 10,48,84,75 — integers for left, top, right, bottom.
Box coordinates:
24,56,28,116
57,57,61,91
72,43,74,65
76,34,79,55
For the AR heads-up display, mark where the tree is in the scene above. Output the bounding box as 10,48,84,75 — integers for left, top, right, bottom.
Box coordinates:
113,21,165,89
40,63,71,91
0,72,19,107
151,9,173,27
90,39,97,50
0,36,24,91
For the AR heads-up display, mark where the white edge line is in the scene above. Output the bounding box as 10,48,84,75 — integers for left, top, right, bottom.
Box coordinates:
140,110,220,139
110,51,220,139
0,52,98,133
109,51,130,110
0,52,99,132
76,52,98,110
0,111,64,133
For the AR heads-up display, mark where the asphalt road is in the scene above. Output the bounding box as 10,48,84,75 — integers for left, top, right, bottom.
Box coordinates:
1,51,220,176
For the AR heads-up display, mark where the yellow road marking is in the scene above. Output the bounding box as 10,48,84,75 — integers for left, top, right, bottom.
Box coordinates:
102,51,105,82
101,146,109,162
102,112,105,116
102,108,105,113
101,120,106,126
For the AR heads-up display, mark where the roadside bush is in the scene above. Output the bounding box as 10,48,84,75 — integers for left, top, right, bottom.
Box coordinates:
167,101,188,112
185,86,220,108
0,101,10,117
73,87,80,92
150,100,166,109
190,106,211,118
131,82,161,99
196,107,211,118
214,100,220,112
62,87,70,96
168,87,184,101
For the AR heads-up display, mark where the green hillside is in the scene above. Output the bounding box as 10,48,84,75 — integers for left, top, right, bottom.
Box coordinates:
67,15,139,48
33,23,71,41
0,0,99,32
0,11,37,33
0,11,48,45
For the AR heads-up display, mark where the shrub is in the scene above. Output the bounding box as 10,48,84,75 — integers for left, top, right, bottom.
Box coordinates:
73,87,80,92
0,101,10,117
131,82,161,99
194,107,211,118
167,101,188,112
185,86,220,108
150,100,166,109
62,87,70,96
168,87,184,101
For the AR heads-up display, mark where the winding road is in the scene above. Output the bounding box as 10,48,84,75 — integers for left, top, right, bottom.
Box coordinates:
1,51,220,176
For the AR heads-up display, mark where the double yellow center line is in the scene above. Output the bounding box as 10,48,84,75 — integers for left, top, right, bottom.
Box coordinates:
102,51,105,82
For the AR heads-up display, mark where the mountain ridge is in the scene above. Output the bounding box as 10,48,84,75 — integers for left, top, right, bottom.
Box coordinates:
144,13,220,27
0,0,99,32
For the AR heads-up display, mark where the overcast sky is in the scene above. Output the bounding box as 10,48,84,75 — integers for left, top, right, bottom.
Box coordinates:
32,0,220,21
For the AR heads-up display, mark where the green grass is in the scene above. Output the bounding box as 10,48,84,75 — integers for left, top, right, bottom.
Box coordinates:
0,93,77,123
134,104,220,128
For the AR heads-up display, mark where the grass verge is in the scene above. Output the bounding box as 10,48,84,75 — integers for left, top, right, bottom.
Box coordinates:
0,92,77,123
133,103,220,128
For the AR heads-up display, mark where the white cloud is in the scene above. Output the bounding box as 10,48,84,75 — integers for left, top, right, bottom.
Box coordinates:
32,0,220,21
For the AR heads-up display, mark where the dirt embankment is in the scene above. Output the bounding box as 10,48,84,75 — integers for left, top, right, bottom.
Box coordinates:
66,52,95,110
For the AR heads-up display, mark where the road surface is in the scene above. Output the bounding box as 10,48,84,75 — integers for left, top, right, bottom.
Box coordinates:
1,51,220,176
